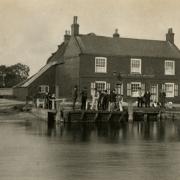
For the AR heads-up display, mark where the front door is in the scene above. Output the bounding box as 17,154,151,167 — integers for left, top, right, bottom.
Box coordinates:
150,84,158,102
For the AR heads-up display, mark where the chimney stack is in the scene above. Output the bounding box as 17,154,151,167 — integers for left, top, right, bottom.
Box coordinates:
64,30,71,43
113,29,120,38
71,16,79,36
166,28,174,44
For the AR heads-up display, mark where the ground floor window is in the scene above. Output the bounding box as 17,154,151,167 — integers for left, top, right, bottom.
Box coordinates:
127,82,145,97
95,81,107,91
165,83,174,97
91,81,111,95
39,85,49,93
131,82,141,97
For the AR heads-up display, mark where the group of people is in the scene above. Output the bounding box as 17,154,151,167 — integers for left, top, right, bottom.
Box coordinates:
137,88,166,108
72,85,167,110
72,85,123,111
91,88,123,111
137,88,151,108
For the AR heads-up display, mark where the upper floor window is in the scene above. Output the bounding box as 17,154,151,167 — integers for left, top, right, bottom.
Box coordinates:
165,60,175,75
131,58,141,74
95,57,107,73
39,85,49,93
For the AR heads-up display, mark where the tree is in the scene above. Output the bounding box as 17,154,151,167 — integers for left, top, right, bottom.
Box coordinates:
0,63,30,87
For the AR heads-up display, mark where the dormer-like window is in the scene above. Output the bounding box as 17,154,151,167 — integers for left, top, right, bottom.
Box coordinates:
39,85,49,93
131,58,141,74
95,57,107,73
165,60,175,75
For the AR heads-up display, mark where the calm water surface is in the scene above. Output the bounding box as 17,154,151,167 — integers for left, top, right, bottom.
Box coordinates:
0,117,180,180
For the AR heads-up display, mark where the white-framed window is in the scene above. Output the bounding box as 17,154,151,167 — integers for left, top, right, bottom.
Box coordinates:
91,81,109,96
131,82,141,97
95,57,107,73
131,58,141,74
39,85,49,93
95,81,107,91
165,60,175,75
165,83,174,97
127,82,145,97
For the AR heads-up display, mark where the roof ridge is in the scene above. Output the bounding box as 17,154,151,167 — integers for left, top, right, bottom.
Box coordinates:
79,34,166,43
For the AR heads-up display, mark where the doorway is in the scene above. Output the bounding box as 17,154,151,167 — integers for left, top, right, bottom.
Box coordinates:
150,84,158,102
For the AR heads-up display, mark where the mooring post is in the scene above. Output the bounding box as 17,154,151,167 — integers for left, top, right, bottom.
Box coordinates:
55,100,64,123
144,113,148,121
128,100,133,122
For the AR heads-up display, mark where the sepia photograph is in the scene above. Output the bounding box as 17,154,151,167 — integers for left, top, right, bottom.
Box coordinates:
0,0,180,179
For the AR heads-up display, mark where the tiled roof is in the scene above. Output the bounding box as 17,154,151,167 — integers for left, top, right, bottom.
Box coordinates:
76,35,180,59
46,42,68,64
19,61,58,88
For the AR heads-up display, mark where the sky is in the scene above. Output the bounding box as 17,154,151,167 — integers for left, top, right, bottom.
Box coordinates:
0,0,180,76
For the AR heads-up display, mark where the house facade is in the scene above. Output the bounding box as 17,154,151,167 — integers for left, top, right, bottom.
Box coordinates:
14,16,180,103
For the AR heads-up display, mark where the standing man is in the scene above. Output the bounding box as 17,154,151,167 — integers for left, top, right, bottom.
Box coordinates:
109,89,116,111
81,87,87,110
144,91,151,107
91,88,99,110
161,91,166,108
72,85,78,110
137,87,143,108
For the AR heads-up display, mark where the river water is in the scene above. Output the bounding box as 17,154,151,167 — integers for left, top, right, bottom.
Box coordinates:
0,118,180,180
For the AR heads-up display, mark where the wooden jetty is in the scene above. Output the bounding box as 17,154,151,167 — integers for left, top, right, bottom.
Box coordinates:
65,110,128,123
133,108,161,121
46,107,161,124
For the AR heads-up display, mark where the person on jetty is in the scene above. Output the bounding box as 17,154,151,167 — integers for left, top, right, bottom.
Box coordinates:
137,87,143,107
98,91,104,110
91,88,99,110
144,91,151,107
117,94,123,111
109,89,116,111
159,90,166,108
72,85,78,110
81,87,87,110
102,90,109,110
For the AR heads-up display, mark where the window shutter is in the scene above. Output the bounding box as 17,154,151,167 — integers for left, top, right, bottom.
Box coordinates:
107,83,110,94
91,82,95,96
127,83,131,96
39,86,41,92
121,83,123,95
141,83,145,95
175,84,178,96
162,84,166,92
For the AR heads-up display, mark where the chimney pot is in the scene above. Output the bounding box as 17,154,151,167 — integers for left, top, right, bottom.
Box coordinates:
71,16,79,36
113,29,120,38
166,28,174,44
64,30,71,43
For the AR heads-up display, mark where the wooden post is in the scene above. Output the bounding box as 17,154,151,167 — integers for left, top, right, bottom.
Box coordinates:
128,100,133,122
144,113,148,121
52,99,55,110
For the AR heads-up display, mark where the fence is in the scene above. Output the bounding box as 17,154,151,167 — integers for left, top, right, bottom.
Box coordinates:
0,88,13,96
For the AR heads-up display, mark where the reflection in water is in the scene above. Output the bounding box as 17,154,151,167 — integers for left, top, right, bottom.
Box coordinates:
44,120,180,143
1,119,180,180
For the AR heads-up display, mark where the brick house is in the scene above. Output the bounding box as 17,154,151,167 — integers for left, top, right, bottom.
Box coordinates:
14,16,180,103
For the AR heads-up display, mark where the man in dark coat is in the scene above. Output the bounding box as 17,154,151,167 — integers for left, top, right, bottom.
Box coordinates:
102,90,109,110
81,87,87,110
144,91,151,107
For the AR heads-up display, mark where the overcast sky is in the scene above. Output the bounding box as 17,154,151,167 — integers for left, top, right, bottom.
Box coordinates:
0,0,180,75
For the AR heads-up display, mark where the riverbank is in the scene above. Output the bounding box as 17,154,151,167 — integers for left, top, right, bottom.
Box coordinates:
0,98,36,121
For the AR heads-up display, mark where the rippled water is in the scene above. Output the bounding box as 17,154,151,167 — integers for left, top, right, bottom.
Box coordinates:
0,118,180,180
